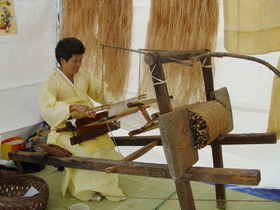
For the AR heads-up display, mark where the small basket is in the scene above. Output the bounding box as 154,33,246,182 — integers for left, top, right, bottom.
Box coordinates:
0,175,49,210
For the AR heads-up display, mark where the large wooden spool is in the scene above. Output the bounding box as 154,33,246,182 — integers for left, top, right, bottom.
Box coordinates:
158,87,233,180
189,100,229,149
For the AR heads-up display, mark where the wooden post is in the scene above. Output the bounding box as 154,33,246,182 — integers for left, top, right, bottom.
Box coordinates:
144,52,173,113
211,144,227,209
175,180,196,209
145,52,196,210
201,57,227,209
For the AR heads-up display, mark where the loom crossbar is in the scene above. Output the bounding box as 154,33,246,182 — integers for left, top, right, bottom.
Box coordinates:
8,150,260,186
111,133,277,146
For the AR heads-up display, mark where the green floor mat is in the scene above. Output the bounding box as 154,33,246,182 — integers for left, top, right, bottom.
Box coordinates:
28,165,280,210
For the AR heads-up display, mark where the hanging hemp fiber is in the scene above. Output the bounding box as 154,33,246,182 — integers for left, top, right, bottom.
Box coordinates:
140,0,219,107
60,0,133,101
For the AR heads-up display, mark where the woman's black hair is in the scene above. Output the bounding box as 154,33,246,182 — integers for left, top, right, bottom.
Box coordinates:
55,37,85,65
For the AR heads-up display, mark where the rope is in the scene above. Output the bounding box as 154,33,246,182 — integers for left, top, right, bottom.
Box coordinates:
154,191,177,210
137,48,142,96
102,194,280,203
150,64,166,86
100,45,106,106
201,58,212,68
101,44,148,55
105,121,123,159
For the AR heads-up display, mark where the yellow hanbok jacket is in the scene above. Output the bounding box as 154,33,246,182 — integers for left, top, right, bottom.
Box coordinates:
39,69,124,201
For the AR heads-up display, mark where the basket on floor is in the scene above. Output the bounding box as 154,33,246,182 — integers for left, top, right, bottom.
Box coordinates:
0,175,49,210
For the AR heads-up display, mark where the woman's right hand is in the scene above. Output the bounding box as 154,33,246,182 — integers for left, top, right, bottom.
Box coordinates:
69,104,96,118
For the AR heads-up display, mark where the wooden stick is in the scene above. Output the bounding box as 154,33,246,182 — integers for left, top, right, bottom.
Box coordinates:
129,122,159,136
166,57,193,66
82,106,145,127
138,94,147,100
191,52,280,77
127,96,172,108
105,140,160,173
122,140,160,162
127,98,158,107
86,104,110,114
137,104,152,123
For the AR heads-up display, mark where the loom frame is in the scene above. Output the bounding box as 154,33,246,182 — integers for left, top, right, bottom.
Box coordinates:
8,49,279,210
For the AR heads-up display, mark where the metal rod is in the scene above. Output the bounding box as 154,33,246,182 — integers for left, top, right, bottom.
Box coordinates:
139,48,172,52
100,44,148,54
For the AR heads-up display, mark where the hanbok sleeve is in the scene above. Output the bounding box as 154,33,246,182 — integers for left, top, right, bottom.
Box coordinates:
39,77,71,127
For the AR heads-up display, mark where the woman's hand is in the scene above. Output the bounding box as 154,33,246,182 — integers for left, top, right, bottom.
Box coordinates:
69,105,96,118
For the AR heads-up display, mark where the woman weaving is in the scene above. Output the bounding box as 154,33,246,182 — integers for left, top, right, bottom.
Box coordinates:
39,37,125,202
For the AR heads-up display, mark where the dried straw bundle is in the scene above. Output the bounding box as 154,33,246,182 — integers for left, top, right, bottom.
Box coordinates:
60,0,133,101
98,0,133,100
60,0,99,71
141,0,219,107
188,100,229,149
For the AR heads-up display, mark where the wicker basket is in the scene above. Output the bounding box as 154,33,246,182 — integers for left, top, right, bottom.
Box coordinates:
0,175,49,210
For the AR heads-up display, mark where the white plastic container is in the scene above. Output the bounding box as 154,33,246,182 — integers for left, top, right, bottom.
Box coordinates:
69,203,89,210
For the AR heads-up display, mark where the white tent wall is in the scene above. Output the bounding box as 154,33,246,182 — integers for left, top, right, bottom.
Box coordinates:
0,0,57,138
211,0,280,189
0,0,279,190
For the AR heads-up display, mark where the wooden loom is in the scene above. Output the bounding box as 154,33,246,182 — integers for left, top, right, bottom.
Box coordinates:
53,94,165,146
8,49,280,210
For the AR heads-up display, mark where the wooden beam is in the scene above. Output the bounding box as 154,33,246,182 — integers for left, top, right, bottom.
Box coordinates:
202,56,227,210
211,144,227,209
202,57,214,101
146,51,195,210
146,53,173,114
212,132,277,145
8,151,260,186
175,180,195,209
144,49,209,65
192,52,280,77
113,132,277,146
114,135,162,146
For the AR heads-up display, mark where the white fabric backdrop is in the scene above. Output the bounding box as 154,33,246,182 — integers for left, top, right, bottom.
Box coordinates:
0,0,279,189
0,0,56,134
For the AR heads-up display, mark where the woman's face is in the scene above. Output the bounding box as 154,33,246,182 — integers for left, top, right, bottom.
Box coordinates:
60,54,83,76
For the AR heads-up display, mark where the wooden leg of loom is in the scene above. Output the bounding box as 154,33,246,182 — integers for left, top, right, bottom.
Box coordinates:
175,179,196,210
211,144,227,209
15,161,24,174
